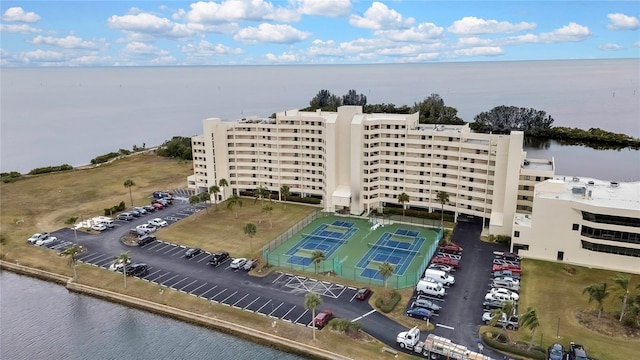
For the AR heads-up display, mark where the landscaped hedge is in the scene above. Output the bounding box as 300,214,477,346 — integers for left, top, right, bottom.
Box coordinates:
286,195,322,205
104,201,126,216
481,330,546,360
375,290,401,313
381,206,455,222
28,164,73,175
1,171,23,183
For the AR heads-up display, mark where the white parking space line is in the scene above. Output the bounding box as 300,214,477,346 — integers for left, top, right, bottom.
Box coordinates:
436,324,455,330
271,272,285,284
162,274,180,285
145,242,164,251
294,309,308,325
196,255,211,263
349,293,358,302
233,294,249,307
189,282,207,295
200,286,218,299
212,288,227,300
154,244,173,252
257,299,271,313
176,212,189,216
179,279,198,291
82,253,107,263
351,309,376,322
244,297,260,310
268,302,284,317
165,247,184,255
222,291,238,303
282,305,296,319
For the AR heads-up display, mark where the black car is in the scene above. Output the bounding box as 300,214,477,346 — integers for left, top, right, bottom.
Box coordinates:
569,342,588,360
137,235,156,246
185,248,202,258
208,252,230,266
482,299,505,310
128,263,149,277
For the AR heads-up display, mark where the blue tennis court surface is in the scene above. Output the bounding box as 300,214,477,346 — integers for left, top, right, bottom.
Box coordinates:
286,221,356,266
357,228,425,280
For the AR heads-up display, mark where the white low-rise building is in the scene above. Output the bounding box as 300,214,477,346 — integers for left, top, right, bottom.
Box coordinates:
512,177,640,274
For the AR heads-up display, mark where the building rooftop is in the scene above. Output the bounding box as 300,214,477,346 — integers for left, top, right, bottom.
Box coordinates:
522,158,554,172
535,176,640,212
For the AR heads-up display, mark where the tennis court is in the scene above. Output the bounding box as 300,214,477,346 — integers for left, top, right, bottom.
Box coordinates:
284,221,357,266
356,230,425,281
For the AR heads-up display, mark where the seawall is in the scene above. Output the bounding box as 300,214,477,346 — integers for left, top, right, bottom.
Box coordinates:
0,261,352,360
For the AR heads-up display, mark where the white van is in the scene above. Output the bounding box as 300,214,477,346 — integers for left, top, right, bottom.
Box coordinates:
97,219,115,228
416,280,445,298
424,268,455,286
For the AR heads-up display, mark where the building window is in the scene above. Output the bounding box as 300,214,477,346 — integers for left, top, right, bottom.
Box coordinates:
557,251,564,261
572,224,579,231
514,231,520,238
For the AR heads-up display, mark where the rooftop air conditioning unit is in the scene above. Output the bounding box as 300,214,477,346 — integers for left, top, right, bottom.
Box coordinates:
572,177,580,182
587,181,595,186
610,181,620,188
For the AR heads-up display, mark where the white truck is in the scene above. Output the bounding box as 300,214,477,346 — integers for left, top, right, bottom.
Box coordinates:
397,327,494,359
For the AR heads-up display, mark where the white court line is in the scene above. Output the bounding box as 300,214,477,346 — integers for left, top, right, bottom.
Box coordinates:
351,309,376,322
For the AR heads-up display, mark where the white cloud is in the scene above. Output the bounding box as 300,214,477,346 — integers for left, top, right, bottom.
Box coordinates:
634,41,640,48
107,13,194,40
2,7,41,23
122,42,169,56
453,46,504,57
151,56,177,65
598,43,623,51
31,35,102,50
184,0,293,24
457,37,493,47
296,0,351,17
0,23,40,34
234,23,310,44
19,49,65,63
349,2,414,30
448,16,536,35
375,23,444,42
180,40,243,57
505,22,590,44
265,52,299,62
607,13,640,31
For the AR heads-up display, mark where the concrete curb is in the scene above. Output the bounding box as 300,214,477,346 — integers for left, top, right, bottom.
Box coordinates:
0,261,353,360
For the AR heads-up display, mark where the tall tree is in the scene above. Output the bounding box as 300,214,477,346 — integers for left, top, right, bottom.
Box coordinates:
583,282,610,319
189,195,201,207
60,244,83,281
255,185,268,206
412,93,463,124
342,89,367,106
398,192,410,217
311,250,325,274
489,300,516,342
305,292,323,341
519,307,540,350
65,216,79,243
378,261,395,289
436,191,449,231
280,185,290,209
218,178,228,200
262,202,273,228
613,274,632,322
243,222,257,251
114,251,131,289
199,192,210,213
307,89,342,111
123,179,135,207
227,193,242,219
471,105,554,134
209,185,220,209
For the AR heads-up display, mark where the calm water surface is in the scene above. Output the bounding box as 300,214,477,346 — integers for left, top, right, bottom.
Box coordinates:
0,271,307,360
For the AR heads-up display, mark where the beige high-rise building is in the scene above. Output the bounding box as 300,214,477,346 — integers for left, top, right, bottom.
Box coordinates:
188,106,553,236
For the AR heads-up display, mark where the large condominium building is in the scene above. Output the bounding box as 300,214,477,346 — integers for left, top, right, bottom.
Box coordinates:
512,177,640,274
188,106,554,236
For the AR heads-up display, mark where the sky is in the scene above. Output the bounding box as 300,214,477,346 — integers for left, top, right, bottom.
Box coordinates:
1,1,639,66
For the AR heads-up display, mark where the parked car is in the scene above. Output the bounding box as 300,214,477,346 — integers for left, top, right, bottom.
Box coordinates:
128,263,149,277
230,257,247,269
208,252,230,266
548,343,565,360
355,287,372,301
109,258,131,271
482,299,506,311
412,295,442,313
137,235,156,246
117,213,134,221
27,233,49,244
489,288,520,300
151,203,164,210
492,276,520,292
130,209,142,217
485,289,519,302
243,258,258,271
492,270,521,280
430,256,460,268
498,252,521,262
143,205,155,213
36,236,57,247
482,311,519,329
91,224,107,232
406,307,433,321
313,309,333,328
428,263,454,273
492,263,522,274
569,342,588,360
185,248,202,258
133,206,147,215
149,218,168,227
136,224,156,234
438,242,463,255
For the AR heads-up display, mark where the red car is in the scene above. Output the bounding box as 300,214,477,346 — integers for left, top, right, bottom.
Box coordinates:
313,309,333,328
492,264,522,274
355,288,372,301
431,256,460,268
151,202,164,210
438,242,463,255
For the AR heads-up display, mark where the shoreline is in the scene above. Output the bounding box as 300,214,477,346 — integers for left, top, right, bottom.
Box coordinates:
0,260,353,360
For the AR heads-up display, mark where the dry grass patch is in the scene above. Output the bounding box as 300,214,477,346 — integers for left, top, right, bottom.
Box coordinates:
517,259,640,360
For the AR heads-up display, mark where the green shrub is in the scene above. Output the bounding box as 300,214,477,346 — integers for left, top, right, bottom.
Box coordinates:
375,290,401,313
91,152,120,165
28,164,73,175
381,207,455,222
480,331,546,360
1,171,22,183
328,318,362,333
104,201,127,216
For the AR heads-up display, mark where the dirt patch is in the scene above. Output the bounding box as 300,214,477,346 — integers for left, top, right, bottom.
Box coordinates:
122,233,140,247
563,266,577,275
574,310,640,339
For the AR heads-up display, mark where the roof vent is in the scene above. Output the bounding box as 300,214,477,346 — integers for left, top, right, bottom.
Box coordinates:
572,187,586,196
610,181,619,188
587,181,595,186
572,177,580,182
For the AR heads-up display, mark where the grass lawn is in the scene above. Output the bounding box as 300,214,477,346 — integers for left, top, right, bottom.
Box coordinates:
518,259,640,359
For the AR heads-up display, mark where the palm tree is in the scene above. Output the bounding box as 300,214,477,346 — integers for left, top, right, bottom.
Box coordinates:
583,282,610,319
519,307,540,350
378,261,395,289
436,190,449,230
243,222,257,251
255,185,268,205
60,244,83,281
489,300,516,342
262,202,273,228
209,185,220,209
311,250,325,273
227,193,242,218
114,251,131,289
613,274,631,322
65,216,79,243
398,192,410,217
218,178,228,200
123,179,135,207
305,292,323,341
189,195,200,206
199,191,210,213
280,185,290,209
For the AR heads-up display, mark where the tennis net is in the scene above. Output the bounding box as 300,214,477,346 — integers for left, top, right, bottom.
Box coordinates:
368,243,419,255
303,233,348,244
390,233,416,243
